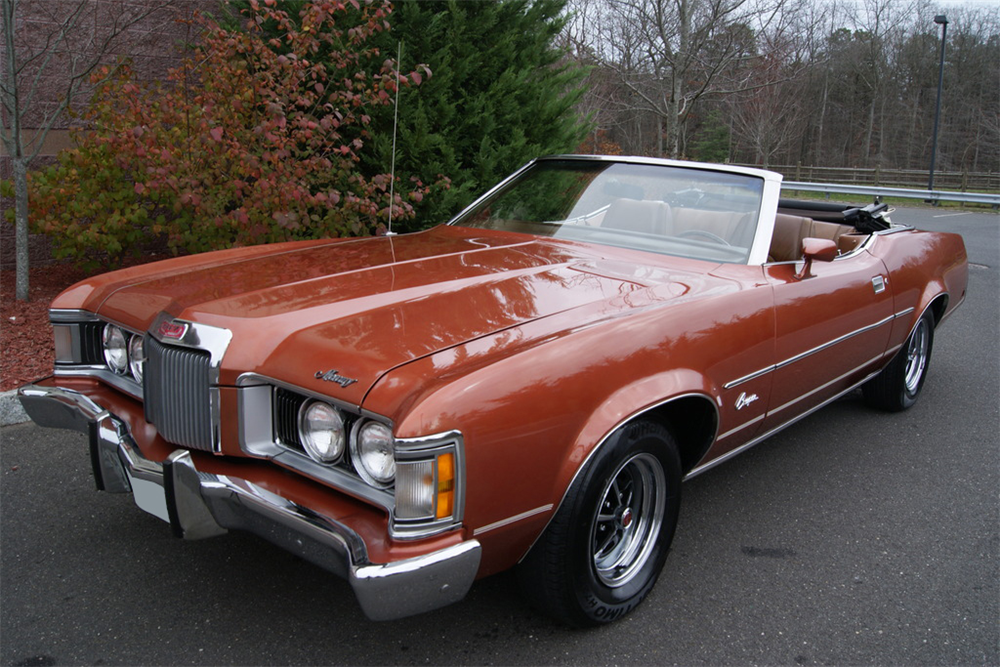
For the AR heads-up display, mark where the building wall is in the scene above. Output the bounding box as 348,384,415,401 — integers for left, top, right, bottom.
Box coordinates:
2,0,213,270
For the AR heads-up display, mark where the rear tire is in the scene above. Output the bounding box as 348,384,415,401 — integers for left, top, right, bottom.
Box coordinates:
863,312,934,412
517,421,681,627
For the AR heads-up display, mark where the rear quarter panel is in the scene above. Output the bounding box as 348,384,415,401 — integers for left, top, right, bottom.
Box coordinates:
869,228,968,349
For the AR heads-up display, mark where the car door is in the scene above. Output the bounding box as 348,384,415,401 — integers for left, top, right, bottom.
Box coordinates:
762,249,894,432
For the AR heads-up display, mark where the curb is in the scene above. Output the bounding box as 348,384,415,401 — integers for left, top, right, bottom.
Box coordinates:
0,389,29,426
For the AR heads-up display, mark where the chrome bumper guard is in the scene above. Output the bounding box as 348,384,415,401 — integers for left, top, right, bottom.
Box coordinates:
18,383,481,621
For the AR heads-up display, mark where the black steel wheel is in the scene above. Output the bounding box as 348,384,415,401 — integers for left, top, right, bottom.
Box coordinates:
517,421,681,626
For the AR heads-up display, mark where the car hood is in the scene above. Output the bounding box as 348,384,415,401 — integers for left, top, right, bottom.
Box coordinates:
76,226,726,405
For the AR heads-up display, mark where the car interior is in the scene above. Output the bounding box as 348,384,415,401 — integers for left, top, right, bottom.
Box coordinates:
596,197,867,263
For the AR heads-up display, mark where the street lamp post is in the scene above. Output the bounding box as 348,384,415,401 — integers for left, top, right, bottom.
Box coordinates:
928,14,948,192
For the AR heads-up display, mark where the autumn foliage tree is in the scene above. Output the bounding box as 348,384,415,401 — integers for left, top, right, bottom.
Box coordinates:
24,0,434,266
224,0,589,232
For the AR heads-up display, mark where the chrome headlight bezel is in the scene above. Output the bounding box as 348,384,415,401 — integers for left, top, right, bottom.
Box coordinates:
237,375,466,540
391,431,465,539
50,311,144,400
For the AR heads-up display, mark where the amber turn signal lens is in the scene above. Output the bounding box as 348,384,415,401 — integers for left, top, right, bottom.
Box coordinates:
435,452,456,520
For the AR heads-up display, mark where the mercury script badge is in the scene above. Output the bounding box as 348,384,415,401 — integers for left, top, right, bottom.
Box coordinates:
315,369,359,388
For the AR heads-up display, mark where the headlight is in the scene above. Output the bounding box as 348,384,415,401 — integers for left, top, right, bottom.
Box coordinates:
128,335,145,383
298,400,346,464
102,325,128,374
352,420,395,487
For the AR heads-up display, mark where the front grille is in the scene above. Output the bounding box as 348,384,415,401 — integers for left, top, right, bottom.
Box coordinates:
80,322,105,365
144,335,214,451
275,387,306,451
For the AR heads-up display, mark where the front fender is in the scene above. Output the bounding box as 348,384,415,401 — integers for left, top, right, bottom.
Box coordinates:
554,369,719,499
365,333,725,576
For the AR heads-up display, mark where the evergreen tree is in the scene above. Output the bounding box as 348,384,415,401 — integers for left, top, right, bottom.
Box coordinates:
222,0,589,233
689,111,732,163
365,0,589,231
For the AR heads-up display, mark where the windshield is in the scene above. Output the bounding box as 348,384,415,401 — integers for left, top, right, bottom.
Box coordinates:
451,160,765,263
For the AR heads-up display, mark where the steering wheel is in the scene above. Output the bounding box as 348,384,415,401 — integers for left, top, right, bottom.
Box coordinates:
677,229,731,246
669,188,706,207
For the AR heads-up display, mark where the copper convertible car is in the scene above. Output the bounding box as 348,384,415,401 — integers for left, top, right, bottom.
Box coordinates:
19,156,968,625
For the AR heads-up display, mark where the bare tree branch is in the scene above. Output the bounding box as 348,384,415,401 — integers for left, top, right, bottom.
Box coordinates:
1,0,182,301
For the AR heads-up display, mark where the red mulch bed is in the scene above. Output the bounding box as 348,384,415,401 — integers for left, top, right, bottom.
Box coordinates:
2,253,176,391
1,264,92,392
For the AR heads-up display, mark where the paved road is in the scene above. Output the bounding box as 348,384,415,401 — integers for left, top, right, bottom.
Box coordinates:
2,207,996,666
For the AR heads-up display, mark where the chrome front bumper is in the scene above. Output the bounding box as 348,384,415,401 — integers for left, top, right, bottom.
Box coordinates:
18,383,481,621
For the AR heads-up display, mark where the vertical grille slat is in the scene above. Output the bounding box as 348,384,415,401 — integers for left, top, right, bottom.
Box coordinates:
80,322,105,365
144,336,213,451
275,388,306,451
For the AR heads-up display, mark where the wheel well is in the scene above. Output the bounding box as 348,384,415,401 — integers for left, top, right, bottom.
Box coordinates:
642,396,717,475
929,294,949,326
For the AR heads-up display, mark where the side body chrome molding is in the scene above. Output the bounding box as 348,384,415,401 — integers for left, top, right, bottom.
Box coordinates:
687,299,940,480
724,307,915,390
685,360,882,481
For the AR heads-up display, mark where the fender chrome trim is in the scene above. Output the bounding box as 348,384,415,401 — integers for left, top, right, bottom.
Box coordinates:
474,504,554,536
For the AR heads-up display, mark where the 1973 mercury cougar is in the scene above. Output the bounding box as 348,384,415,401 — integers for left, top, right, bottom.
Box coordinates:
18,156,968,626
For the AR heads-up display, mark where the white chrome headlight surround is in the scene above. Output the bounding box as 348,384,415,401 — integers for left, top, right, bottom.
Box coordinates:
102,324,129,374
352,420,395,488
298,400,346,464
128,335,145,383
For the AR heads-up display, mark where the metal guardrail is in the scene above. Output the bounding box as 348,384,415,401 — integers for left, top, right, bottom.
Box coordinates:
736,163,999,192
783,181,1000,207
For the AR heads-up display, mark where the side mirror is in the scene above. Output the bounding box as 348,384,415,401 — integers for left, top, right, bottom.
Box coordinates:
795,238,838,280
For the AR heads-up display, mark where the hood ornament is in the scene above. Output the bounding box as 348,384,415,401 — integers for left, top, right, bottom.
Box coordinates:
158,319,188,340
315,369,359,389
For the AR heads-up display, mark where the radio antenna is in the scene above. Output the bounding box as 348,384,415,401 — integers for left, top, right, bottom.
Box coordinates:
386,41,402,237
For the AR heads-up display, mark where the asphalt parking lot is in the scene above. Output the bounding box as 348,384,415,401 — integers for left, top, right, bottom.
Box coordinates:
1,206,996,666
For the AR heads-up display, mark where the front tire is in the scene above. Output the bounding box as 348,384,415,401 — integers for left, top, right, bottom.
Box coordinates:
517,421,681,627
863,312,935,412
